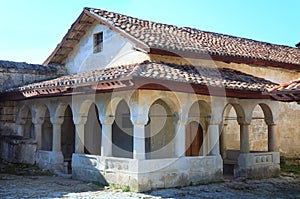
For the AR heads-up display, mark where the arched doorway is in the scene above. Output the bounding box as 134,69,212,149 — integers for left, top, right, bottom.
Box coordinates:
186,100,210,156
185,121,203,156
84,103,102,155
112,100,133,158
145,99,175,159
41,108,53,151
61,105,75,173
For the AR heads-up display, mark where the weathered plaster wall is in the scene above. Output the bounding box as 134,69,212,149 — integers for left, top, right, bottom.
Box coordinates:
65,23,149,74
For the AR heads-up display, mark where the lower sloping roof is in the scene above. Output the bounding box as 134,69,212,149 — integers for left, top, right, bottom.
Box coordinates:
266,78,300,102
1,61,277,100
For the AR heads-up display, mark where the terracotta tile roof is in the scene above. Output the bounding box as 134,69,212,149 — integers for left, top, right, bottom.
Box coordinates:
85,7,300,66
266,78,300,102
268,78,300,92
4,62,276,100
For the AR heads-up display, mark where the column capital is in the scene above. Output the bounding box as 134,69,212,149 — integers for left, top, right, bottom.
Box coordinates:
32,117,44,125
205,115,222,125
99,114,115,125
50,116,64,125
130,114,148,126
176,120,187,126
238,121,251,126
73,115,88,125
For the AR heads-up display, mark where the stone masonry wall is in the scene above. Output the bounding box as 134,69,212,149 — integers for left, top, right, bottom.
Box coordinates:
0,60,66,92
0,60,66,163
0,60,66,135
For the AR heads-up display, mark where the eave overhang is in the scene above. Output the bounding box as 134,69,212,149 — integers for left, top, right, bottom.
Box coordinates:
0,76,270,102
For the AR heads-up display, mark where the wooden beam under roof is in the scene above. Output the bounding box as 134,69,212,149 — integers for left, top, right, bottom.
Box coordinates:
61,46,73,50
78,21,93,25
72,29,86,34
66,38,80,42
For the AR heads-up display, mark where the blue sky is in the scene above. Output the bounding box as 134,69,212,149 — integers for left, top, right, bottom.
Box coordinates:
0,0,299,64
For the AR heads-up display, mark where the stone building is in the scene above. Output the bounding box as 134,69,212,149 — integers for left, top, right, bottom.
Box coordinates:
0,7,299,192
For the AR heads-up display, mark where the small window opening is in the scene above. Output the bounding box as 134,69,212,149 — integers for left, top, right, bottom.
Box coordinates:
93,32,103,53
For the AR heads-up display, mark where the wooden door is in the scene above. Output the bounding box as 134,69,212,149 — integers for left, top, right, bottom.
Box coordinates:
185,121,203,156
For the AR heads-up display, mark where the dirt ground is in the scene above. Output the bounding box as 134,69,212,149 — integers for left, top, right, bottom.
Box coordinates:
0,162,300,199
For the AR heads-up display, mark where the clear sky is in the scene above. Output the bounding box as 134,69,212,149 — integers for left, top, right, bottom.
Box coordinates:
0,0,299,64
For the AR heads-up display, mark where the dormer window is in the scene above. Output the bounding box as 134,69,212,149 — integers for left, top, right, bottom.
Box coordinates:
93,32,103,53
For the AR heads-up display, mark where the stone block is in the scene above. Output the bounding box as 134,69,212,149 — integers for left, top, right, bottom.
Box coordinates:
148,173,165,189
165,172,188,188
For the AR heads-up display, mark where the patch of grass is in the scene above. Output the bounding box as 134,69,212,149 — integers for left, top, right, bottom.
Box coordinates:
109,183,120,189
280,161,300,175
122,185,130,192
109,183,131,192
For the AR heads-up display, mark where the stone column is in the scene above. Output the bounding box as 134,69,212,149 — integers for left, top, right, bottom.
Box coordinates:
74,116,87,154
208,123,220,156
52,123,62,152
100,116,114,157
268,123,278,152
33,123,43,149
133,122,146,160
240,123,250,153
174,121,186,157
32,116,44,150
75,123,85,153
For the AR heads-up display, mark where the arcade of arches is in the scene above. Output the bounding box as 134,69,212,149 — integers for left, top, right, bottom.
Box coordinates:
16,90,280,191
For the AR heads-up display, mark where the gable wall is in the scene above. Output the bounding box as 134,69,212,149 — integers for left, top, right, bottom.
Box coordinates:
65,23,149,74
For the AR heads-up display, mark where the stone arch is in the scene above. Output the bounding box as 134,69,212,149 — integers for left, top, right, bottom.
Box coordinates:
17,105,33,139
40,107,52,151
257,103,274,125
144,93,181,124
186,100,211,156
247,103,275,152
220,103,245,160
187,100,211,125
78,100,95,117
112,99,133,158
53,103,69,121
103,96,126,117
145,98,176,159
60,105,75,173
84,103,102,155
249,105,268,152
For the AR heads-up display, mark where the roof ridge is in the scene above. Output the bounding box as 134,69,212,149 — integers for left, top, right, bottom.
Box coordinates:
45,7,300,68
85,7,299,50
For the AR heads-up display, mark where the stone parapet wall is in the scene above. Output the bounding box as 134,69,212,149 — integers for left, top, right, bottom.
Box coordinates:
0,60,66,92
71,154,223,192
235,152,280,178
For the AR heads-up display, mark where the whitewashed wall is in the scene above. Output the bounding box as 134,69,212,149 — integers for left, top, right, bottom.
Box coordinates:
65,23,149,74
